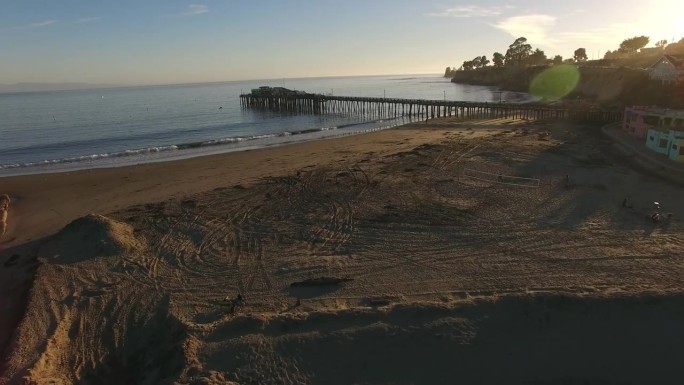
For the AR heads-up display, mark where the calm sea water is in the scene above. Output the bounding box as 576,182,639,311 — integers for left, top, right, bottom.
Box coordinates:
0,75,533,176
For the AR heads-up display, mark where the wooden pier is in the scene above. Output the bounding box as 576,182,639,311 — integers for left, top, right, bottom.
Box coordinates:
239,87,623,123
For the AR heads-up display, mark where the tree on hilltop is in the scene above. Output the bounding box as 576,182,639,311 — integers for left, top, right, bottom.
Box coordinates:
460,56,491,71
665,37,684,54
553,55,563,65
505,37,532,66
527,48,547,65
655,39,668,49
603,50,623,60
573,48,588,62
618,35,650,53
492,52,504,67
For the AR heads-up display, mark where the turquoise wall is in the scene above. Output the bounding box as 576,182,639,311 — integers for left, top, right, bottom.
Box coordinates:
667,133,684,162
645,129,670,155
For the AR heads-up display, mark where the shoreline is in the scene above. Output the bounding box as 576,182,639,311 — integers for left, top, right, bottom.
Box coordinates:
0,118,454,246
0,116,415,178
0,75,538,178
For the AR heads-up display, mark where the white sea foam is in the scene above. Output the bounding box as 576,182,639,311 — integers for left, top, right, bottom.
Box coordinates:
0,119,414,175
0,144,180,170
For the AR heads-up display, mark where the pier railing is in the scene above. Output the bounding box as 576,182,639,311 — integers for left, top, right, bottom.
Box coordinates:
239,91,623,123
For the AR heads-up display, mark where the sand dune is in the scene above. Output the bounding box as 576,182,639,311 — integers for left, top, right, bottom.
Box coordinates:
40,214,145,264
2,118,684,384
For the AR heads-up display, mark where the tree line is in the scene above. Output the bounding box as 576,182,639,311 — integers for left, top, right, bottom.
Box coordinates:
445,34,684,76
445,37,588,76
604,35,684,59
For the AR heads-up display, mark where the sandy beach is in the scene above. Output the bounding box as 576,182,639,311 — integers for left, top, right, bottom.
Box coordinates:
2,117,684,385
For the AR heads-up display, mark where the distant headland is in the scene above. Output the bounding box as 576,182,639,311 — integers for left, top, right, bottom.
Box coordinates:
445,36,684,108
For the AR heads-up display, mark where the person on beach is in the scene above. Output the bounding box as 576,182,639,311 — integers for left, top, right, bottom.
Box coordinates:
0,194,9,237
228,293,244,314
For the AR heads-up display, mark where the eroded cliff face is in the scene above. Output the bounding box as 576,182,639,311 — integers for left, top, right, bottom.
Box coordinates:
572,67,670,106
451,66,684,107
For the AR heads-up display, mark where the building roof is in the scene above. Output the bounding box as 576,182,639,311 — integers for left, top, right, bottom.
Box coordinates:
652,55,684,68
667,55,684,67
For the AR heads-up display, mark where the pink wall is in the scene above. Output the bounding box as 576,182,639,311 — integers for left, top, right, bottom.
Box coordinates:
623,106,650,139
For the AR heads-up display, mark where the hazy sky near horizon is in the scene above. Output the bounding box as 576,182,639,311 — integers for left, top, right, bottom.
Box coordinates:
1,0,682,85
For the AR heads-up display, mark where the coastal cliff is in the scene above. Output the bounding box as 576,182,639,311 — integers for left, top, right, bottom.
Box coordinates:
450,66,684,108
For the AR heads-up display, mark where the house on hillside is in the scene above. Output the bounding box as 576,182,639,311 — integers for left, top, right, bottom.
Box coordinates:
640,47,663,55
648,55,684,84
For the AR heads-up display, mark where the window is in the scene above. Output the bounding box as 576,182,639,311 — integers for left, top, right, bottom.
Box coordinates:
659,139,668,147
644,115,660,125
649,136,655,141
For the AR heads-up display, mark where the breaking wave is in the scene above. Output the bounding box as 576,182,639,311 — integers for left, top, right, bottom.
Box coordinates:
0,118,411,173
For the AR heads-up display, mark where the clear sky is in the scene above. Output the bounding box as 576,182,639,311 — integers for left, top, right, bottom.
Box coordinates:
1,0,682,85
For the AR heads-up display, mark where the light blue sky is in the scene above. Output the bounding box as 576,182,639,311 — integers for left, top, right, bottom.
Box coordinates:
1,0,682,85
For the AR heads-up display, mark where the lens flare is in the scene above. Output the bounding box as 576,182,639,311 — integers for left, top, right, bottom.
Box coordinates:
529,65,581,102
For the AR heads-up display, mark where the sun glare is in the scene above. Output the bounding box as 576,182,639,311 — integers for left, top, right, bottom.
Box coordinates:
644,0,684,43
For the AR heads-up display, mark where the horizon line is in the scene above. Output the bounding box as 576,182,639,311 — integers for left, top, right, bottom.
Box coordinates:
0,72,443,94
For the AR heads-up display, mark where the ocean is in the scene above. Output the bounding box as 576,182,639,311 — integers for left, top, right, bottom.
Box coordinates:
0,75,533,176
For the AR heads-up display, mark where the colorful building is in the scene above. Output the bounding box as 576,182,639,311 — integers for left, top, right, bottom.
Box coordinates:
624,106,684,163
623,106,652,138
645,128,671,155
644,128,684,162
667,132,684,162
623,106,684,139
